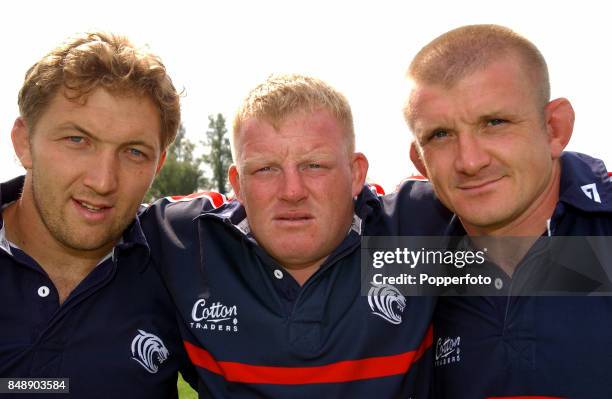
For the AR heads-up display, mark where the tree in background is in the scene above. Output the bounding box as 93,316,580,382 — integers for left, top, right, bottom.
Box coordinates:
145,124,208,202
201,113,232,195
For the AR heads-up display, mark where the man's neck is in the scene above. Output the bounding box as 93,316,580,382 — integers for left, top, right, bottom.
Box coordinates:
3,193,113,304
471,236,541,277
283,258,327,286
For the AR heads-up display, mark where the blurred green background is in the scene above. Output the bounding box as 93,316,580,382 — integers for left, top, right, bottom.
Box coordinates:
178,373,197,399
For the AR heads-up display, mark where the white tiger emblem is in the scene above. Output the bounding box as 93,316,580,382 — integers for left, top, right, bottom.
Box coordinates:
131,330,170,373
367,283,406,325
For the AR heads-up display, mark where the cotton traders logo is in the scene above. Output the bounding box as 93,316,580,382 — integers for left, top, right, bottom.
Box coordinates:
367,283,406,325
131,330,169,374
435,336,461,367
190,298,239,333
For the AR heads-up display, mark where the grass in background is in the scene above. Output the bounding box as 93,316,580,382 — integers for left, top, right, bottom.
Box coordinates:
178,373,197,399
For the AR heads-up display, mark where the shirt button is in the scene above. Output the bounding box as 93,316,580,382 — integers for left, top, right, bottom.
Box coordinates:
274,269,284,279
38,286,50,298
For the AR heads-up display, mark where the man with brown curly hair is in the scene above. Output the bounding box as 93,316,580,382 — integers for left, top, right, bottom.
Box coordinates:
0,32,194,398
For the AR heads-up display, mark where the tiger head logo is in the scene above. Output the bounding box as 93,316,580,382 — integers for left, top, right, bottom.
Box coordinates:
131,330,170,373
367,283,407,325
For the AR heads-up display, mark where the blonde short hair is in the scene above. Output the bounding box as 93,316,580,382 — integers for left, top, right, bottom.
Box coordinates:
232,74,354,161
18,31,180,150
405,24,550,120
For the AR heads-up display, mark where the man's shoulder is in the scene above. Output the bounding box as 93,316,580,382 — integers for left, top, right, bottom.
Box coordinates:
558,152,612,222
139,191,237,239
142,191,230,220
395,177,438,199
0,176,25,207
376,177,453,235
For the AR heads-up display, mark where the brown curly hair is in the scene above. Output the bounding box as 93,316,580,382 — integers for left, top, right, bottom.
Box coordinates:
18,31,180,150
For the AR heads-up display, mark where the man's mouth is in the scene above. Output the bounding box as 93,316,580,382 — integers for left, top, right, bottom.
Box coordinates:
274,212,314,223
74,199,112,213
457,176,504,190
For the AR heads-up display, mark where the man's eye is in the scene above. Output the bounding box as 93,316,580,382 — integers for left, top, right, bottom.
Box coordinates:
66,136,85,144
256,166,272,173
308,163,321,169
488,119,506,126
431,130,448,139
128,148,145,158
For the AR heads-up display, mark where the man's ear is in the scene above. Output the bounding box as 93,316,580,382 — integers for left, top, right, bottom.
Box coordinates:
228,164,242,201
545,98,574,159
155,151,167,174
11,117,33,169
409,141,428,178
350,152,369,197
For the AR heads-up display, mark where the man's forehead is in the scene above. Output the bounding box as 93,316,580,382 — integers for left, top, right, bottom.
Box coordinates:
240,129,341,157
238,112,347,161
239,116,274,135
405,84,448,129
242,108,341,131
238,111,344,149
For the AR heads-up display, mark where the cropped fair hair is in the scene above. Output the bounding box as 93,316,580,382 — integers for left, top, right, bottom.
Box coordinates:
232,74,354,161
18,31,180,150
405,24,550,121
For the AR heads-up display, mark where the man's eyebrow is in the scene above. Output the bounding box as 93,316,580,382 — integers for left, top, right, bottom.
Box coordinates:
57,122,94,137
412,121,448,135
123,140,157,152
479,110,518,119
240,156,272,171
299,151,336,161
241,154,271,164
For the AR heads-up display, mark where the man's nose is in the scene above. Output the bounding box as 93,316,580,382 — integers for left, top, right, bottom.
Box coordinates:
454,132,491,176
82,150,119,195
279,167,308,203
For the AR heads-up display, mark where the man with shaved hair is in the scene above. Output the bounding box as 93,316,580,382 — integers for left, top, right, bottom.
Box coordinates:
405,24,612,398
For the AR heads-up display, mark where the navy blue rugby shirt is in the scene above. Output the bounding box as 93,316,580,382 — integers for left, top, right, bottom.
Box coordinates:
0,176,195,399
432,152,612,399
140,183,451,399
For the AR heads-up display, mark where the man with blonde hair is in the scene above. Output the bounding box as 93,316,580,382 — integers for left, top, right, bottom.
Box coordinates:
0,32,194,397
142,73,449,398
405,24,612,397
